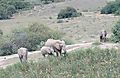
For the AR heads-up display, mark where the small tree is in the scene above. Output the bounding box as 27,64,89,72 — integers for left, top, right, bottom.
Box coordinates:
101,1,120,15
57,7,82,19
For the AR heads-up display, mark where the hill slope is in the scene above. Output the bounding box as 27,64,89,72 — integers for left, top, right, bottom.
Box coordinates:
0,0,119,42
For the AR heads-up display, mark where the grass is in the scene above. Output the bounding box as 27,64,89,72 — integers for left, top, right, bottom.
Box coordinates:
1,48,120,78
92,41,102,46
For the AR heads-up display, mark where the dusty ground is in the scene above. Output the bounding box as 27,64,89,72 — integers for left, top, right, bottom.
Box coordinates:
0,42,119,69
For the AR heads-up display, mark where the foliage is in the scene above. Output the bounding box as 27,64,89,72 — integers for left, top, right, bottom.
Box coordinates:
57,7,82,19
41,0,65,4
111,20,120,42
26,0,65,5
101,0,120,15
0,0,32,20
1,48,120,78
0,23,62,56
61,37,75,45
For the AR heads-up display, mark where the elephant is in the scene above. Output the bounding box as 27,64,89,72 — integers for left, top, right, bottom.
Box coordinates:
100,30,107,42
40,46,54,57
44,39,67,56
17,47,28,63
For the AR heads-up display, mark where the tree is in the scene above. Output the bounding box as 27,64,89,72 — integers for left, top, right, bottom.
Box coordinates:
101,1,120,15
0,0,32,20
57,7,82,19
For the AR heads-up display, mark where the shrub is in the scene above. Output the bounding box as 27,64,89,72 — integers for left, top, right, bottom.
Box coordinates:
0,36,14,56
41,0,64,4
115,8,120,15
25,23,62,50
0,23,62,56
0,0,32,19
111,20,120,42
101,1,120,15
0,41,13,56
61,37,75,45
57,7,82,19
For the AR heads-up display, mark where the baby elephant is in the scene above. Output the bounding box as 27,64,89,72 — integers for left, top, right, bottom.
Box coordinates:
17,47,28,62
40,46,54,57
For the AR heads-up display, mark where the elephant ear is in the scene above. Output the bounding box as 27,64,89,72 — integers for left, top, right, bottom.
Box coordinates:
53,43,61,50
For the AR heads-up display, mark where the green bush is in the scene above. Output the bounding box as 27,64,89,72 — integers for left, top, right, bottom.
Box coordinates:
57,7,82,19
0,23,62,56
111,20,120,42
0,0,32,19
1,48,120,78
61,37,75,45
41,0,64,4
101,1,120,15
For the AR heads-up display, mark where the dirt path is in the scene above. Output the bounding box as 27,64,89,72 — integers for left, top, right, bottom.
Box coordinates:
0,42,119,69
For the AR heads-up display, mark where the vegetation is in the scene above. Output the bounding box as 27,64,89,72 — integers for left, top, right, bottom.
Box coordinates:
0,0,32,19
26,0,65,5
92,41,102,46
111,20,120,42
0,23,62,56
57,7,82,19
101,0,120,15
0,48,120,78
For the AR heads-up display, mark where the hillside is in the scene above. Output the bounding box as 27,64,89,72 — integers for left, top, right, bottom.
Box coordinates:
0,0,118,43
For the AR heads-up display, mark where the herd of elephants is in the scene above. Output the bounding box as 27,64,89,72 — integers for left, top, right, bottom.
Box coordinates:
17,30,107,63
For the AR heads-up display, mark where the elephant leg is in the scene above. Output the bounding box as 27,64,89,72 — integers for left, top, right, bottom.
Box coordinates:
55,50,59,56
104,37,107,42
25,54,28,61
59,50,62,56
100,36,103,42
42,54,46,57
19,55,23,62
103,37,106,42
62,50,67,56
54,49,59,56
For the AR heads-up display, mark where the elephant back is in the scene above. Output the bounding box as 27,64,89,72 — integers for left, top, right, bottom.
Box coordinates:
18,47,28,56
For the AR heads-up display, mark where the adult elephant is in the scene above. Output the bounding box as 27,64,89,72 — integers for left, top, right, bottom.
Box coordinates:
100,30,107,42
17,47,28,63
44,39,67,56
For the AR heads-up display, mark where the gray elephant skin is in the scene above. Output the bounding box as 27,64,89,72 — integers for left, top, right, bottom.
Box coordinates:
44,39,67,56
17,47,28,62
